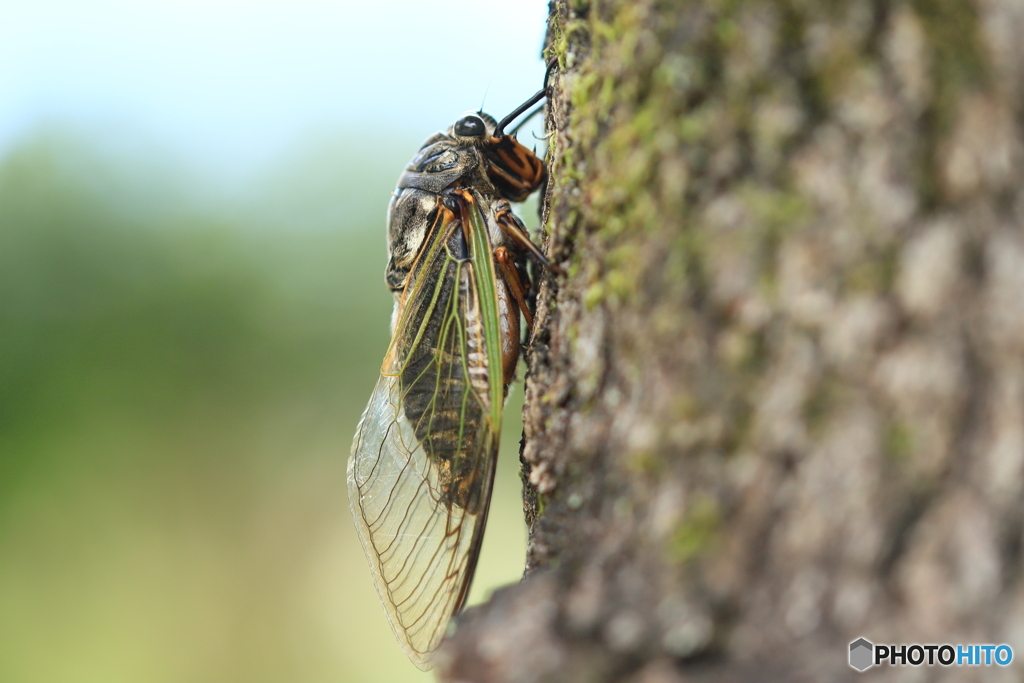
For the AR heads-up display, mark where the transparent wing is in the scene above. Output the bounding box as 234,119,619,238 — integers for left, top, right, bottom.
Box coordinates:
347,198,500,670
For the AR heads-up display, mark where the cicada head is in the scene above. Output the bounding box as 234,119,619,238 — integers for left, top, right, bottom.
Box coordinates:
447,111,545,203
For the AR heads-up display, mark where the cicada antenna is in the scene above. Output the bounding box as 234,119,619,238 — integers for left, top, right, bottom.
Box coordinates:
494,58,559,136
478,82,491,114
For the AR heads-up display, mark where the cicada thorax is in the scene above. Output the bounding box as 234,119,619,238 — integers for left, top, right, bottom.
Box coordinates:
386,113,544,288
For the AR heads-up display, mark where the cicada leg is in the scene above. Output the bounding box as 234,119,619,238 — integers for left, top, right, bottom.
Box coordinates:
494,247,533,329
494,207,562,274
492,247,524,385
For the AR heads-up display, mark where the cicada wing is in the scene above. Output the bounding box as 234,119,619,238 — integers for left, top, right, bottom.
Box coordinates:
347,376,496,669
348,198,501,670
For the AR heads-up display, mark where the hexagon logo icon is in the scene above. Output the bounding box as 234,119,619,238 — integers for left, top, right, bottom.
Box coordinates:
849,638,874,671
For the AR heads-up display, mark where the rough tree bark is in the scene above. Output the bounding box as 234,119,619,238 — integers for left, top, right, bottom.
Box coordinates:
437,0,1024,681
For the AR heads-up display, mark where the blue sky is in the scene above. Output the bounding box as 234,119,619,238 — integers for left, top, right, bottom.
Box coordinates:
0,0,550,179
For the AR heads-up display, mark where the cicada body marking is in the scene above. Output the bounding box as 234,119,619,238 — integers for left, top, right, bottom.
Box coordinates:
347,88,551,670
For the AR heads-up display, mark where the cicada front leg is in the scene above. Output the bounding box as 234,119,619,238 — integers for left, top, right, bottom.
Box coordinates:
494,204,554,270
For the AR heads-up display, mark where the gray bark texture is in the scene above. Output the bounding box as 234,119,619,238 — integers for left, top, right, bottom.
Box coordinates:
437,0,1024,681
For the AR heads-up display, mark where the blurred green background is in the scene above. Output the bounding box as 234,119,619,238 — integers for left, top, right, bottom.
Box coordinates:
0,2,547,681
0,125,534,683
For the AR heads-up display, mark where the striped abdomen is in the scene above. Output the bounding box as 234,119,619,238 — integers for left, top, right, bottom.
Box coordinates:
399,263,490,513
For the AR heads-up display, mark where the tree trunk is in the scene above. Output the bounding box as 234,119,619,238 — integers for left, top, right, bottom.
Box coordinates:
438,0,1024,681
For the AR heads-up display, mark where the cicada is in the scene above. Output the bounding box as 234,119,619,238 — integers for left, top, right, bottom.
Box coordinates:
347,90,550,670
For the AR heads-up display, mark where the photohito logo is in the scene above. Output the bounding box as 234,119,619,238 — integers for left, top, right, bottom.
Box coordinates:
849,638,1013,672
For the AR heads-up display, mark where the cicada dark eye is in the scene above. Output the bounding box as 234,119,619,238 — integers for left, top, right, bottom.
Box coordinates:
454,115,486,137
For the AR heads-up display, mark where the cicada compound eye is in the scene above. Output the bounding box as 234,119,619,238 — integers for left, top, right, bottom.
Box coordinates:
453,114,487,138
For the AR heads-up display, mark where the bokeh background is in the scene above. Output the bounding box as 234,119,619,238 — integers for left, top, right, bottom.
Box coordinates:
0,2,549,681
